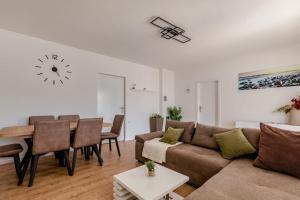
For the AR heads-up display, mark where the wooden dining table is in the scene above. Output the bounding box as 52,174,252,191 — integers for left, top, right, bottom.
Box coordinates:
0,122,112,138
0,121,112,167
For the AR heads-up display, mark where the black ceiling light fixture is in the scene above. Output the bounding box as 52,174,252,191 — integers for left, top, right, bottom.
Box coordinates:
150,17,191,44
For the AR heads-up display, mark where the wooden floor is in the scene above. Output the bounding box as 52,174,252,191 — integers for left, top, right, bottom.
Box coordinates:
0,141,195,200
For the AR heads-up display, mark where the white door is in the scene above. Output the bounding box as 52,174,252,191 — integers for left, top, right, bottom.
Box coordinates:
97,74,125,140
196,81,219,126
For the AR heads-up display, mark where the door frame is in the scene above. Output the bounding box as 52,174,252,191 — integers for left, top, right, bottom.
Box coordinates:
98,72,126,141
195,80,221,126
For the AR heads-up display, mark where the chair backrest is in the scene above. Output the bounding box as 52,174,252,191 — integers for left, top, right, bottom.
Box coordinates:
58,115,80,123
29,115,55,125
73,118,103,148
110,115,124,136
32,120,70,155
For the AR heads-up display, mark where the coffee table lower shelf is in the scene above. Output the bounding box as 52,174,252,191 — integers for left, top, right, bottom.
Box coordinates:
113,180,184,200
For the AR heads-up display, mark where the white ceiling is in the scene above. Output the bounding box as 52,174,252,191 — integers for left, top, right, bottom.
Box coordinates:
0,0,300,69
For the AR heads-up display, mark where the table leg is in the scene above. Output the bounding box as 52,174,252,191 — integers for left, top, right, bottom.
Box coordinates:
19,138,33,184
20,138,33,168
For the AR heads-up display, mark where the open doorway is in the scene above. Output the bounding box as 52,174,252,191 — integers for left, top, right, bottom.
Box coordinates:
196,81,220,126
97,73,126,141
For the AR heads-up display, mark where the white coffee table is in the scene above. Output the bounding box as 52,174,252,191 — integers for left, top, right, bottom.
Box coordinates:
113,165,189,200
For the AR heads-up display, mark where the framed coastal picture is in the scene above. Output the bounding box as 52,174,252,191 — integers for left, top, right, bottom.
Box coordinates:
238,64,300,90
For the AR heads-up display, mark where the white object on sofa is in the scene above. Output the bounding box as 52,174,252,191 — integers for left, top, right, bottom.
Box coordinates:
142,138,182,164
113,165,189,200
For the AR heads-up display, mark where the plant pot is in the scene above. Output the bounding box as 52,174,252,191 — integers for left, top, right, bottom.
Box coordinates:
149,117,164,132
148,170,155,177
288,109,300,125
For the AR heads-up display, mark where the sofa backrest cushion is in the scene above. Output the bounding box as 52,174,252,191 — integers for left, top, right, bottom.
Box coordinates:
165,120,195,143
191,123,231,149
191,124,261,150
241,128,261,150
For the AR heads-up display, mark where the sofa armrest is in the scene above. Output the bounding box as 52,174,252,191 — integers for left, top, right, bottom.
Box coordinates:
135,131,164,143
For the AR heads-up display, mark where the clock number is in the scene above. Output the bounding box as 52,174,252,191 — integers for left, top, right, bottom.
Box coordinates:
60,80,64,84
65,65,70,68
53,80,55,85
66,71,72,73
37,73,43,75
34,66,42,68
65,76,70,80
45,55,49,60
38,59,43,63
52,54,58,60
60,59,64,62
44,78,48,82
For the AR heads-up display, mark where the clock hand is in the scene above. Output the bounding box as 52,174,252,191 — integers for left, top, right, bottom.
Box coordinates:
56,71,60,77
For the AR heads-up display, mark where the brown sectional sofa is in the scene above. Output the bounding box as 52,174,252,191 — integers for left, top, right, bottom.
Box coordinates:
135,120,300,199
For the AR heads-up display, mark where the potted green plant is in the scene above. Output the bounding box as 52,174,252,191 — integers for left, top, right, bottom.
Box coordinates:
145,160,156,177
166,106,183,121
149,113,164,132
276,96,300,125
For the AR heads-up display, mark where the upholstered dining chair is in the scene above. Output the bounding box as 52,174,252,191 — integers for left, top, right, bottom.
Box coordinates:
28,115,55,125
58,115,80,123
58,114,90,158
24,120,71,187
100,115,124,157
0,144,23,185
70,118,103,175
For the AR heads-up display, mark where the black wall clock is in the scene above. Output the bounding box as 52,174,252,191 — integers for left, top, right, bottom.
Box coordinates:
34,54,72,85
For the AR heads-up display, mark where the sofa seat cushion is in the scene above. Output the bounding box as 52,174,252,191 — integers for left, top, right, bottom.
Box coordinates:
165,144,231,187
185,159,300,200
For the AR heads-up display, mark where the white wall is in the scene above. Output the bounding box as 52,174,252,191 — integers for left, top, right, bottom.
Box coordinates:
175,43,300,127
160,69,175,118
0,29,162,163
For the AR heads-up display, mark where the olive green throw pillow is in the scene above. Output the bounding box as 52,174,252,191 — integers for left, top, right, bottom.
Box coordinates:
214,129,256,159
160,127,184,145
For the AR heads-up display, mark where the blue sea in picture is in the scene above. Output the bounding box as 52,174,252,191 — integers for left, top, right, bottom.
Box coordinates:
239,67,300,90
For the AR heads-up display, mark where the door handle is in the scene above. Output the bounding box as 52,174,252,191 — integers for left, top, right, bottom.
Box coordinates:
199,106,202,113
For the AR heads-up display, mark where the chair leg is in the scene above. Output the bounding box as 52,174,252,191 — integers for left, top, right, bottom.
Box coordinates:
13,154,23,186
28,155,39,187
109,139,112,151
54,151,60,159
90,146,94,156
83,147,86,159
71,148,78,176
80,147,84,155
86,147,90,160
115,138,121,157
99,140,102,156
84,147,90,160
64,150,72,176
92,145,103,166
